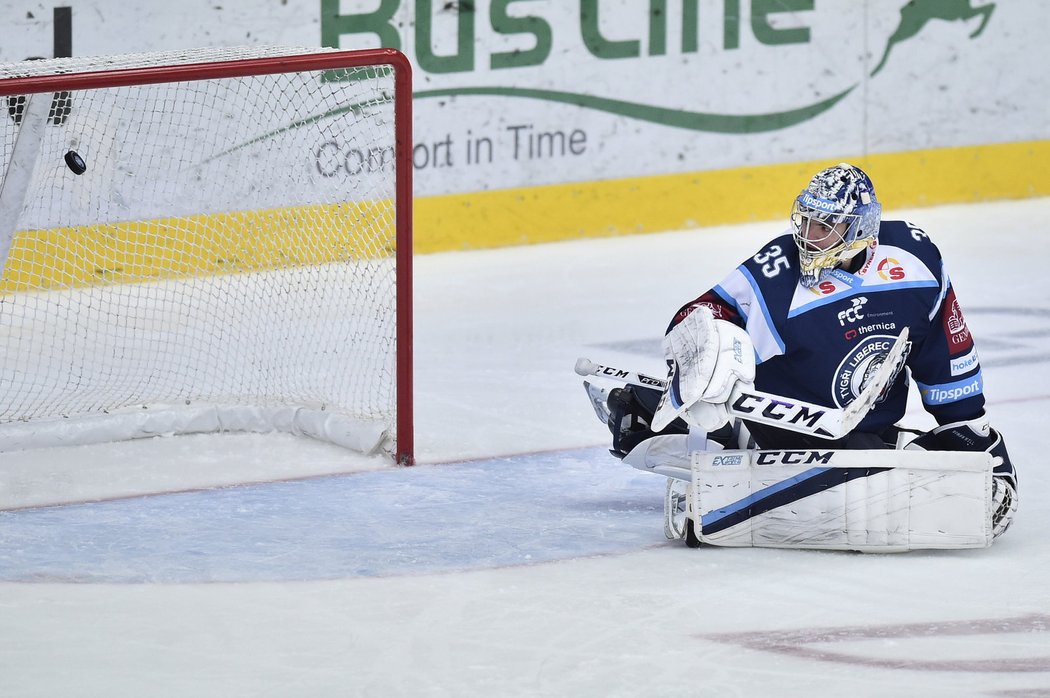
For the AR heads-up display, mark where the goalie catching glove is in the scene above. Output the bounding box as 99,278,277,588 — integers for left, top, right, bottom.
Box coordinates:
652,305,756,433
905,414,1018,539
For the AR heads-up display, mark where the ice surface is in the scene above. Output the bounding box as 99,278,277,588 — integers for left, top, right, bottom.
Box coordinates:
2,199,1049,696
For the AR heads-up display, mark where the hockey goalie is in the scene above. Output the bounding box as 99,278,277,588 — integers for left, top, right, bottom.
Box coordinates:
580,164,1017,551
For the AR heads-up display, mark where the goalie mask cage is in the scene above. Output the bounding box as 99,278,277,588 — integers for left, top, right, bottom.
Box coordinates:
0,47,414,465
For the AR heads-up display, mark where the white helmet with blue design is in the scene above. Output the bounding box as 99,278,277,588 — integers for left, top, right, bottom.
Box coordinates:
790,163,882,288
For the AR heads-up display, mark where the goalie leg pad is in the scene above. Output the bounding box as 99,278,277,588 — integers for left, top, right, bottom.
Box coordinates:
689,449,995,551
905,415,1017,538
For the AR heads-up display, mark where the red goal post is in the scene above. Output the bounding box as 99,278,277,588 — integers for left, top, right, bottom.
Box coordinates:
0,47,414,465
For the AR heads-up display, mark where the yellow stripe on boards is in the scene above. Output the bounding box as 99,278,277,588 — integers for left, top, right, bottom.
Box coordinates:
3,140,1045,292
414,139,1050,253
1,202,396,293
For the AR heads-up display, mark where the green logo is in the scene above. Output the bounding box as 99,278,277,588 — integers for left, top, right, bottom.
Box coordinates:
317,1,996,134
872,0,994,76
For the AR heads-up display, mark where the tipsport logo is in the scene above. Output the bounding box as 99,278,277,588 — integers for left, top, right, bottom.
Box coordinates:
920,374,984,405
799,194,838,213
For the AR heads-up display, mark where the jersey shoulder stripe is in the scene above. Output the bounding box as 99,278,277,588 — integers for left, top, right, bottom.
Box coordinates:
715,265,786,363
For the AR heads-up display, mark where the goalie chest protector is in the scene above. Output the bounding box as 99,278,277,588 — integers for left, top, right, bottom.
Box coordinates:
697,221,985,434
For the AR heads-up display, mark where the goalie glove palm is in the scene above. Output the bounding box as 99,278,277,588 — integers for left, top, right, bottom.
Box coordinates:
652,305,756,432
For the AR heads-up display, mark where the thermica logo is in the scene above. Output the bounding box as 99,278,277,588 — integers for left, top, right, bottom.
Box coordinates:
321,0,998,133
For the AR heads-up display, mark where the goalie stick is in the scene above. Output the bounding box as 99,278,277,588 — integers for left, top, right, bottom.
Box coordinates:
575,328,910,440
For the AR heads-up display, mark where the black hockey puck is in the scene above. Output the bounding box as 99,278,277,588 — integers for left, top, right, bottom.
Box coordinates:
64,150,86,175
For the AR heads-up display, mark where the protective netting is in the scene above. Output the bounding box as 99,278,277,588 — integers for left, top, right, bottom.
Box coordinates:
0,47,408,458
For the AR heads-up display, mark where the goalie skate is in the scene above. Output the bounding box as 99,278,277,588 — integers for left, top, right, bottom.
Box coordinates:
664,477,689,540
583,381,613,425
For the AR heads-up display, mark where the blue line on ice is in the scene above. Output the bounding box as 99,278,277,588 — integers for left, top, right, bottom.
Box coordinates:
0,448,665,584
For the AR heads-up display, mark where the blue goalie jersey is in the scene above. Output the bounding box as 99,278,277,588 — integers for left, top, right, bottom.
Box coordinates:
669,220,985,438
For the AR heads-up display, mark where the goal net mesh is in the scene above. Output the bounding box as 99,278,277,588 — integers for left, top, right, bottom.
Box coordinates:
0,47,411,461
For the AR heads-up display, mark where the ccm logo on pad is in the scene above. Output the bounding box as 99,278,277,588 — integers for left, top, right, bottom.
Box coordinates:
755,451,835,465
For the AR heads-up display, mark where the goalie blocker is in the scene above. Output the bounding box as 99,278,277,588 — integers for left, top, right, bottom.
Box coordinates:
663,447,1012,552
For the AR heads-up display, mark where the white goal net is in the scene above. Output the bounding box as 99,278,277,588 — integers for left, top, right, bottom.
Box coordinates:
0,47,413,464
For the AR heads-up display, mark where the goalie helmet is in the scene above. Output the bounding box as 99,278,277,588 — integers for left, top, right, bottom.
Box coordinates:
790,163,882,288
